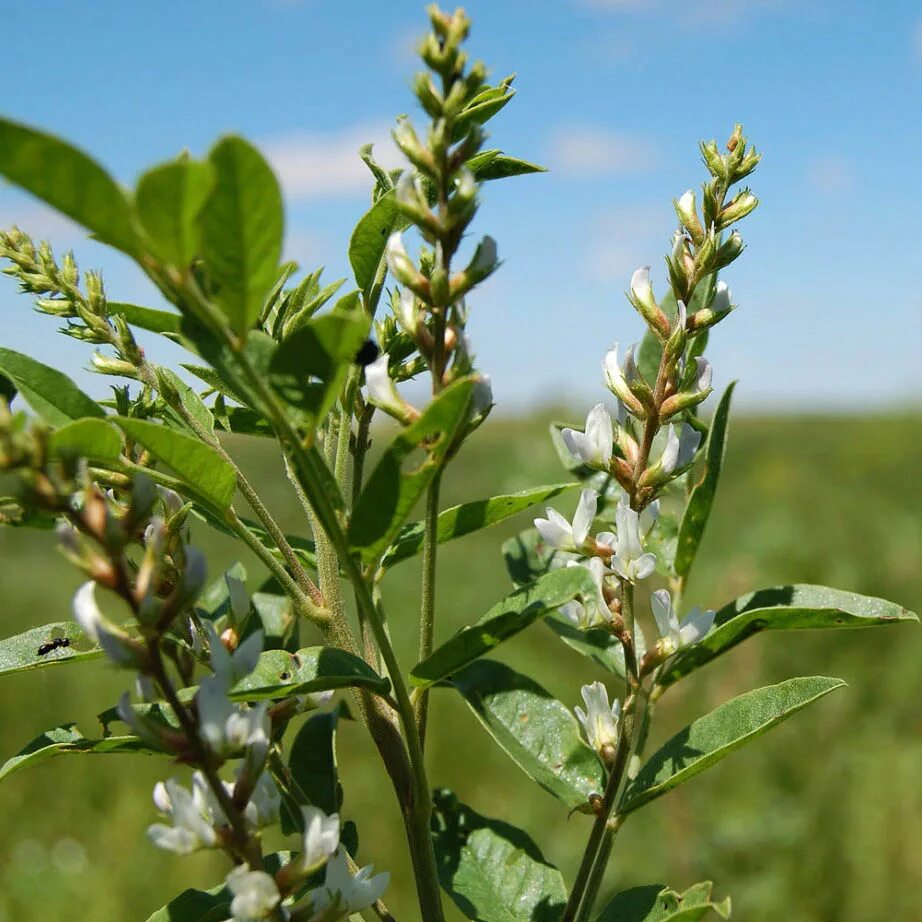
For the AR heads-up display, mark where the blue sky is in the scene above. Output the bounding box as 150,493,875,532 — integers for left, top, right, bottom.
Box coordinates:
2,0,921,413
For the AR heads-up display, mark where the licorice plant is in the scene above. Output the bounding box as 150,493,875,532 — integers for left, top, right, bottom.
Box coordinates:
0,6,916,922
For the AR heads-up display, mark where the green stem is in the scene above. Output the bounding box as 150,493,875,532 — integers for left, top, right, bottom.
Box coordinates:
229,341,445,921
224,508,330,629
563,584,639,922
415,471,442,748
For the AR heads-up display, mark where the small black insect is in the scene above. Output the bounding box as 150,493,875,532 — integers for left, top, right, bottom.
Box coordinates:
354,338,380,367
37,637,71,657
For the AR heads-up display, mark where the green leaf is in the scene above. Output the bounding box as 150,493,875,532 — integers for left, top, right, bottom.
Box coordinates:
198,136,284,334
452,84,515,141
0,723,149,784
0,347,104,425
502,528,560,588
144,887,229,922
544,611,628,677
469,150,548,181
597,882,731,922
229,646,390,700
109,302,183,337
411,566,598,688
155,367,215,436
432,791,567,922
0,622,101,678
674,383,735,578
348,189,408,297
113,417,236,509
381,483,579,569
659,585,920,688
447,660,604,810
49,418,123,463
269,291,370,426
135,159,215,267
0,118,138,255
288,708,343,816
621,676,846,813
349,378,475,562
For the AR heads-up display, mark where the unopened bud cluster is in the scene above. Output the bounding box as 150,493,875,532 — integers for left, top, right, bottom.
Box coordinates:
367,6,497,426
0,227,143,372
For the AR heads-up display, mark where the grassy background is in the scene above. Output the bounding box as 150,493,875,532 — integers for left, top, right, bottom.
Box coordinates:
0,409,920,921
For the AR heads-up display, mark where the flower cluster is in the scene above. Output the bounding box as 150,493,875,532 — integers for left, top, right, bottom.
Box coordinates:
222,806,389,922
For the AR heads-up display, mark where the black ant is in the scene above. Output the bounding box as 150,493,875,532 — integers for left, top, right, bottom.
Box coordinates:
37,637,71,656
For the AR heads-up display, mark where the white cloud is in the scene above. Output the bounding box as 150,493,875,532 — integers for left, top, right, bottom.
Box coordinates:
585,203,673,284
0,197,82,245
805,156,855,195
546,125,657,177
261,122,404,201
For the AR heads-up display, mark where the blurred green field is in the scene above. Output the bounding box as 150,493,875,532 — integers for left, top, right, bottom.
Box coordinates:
1,409,920,922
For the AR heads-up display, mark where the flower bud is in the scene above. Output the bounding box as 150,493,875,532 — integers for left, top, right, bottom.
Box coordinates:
74,581,146,669
385,233,430,300
718,190,758,229
364,355,417,424
449,235,498,300
413,72,444,118
674,189,705,244
627,267,669,340
699,139,728,181
713,230,744,270
392,117,435,176
603,344,646,419
688,281,734,331
90,352,138,378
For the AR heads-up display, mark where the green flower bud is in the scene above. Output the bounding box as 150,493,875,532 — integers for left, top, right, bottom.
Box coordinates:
718,190,759,229
713,230,744,270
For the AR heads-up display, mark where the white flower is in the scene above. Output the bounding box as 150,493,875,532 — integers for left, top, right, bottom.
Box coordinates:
575,681,621,754
609,496,656,582
471,235,497,275
395,169,425,210
560,558,611,629
309,849,390,916
650,590,716,655
299,805,341,875
197,676,270,761
396,288,420,334
226,866,281,920
73,581,138,667
147,775,221,854
712,281,731,315
602,343,644,416
364,354,405,418
384,232,416,285
534,489,597,552
630,266,655,309
693,356,713,393
243,770,281,829
659,423,702,475
561,403,613,470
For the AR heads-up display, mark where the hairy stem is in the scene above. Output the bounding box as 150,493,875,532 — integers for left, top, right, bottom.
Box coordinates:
415,471,442,748
228,337,445,921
